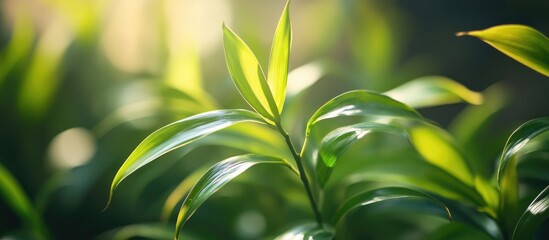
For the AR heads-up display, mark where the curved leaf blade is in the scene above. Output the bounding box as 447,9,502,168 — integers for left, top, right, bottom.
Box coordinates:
175,154,295,239
331,186,452,226
274,223,334,240
306,90,423,134
0,164,49,240
384,76,483,108
457,24,549,77
268,0,292,113
107,109,265,207
497,117,549,229
513,185,549,240
223,24,279,121
316,122,407,186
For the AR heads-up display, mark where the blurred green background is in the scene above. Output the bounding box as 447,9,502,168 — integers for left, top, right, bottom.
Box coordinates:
1,0,548,239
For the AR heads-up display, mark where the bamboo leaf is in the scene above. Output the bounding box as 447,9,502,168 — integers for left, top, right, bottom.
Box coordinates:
384,76,483,108
513,185,549,240
331,186,452,226
174,154,295,239
223,24,279,121
316,122,407,186
107,109,265,207
457,24,549,77
274,223,334,240
496,117,549,230
267,0,292,113
426,222,493,240
0,164,49,240
306,90,423,135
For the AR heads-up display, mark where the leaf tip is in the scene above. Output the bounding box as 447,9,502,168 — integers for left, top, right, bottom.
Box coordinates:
455,31,469,37
103,191,113,212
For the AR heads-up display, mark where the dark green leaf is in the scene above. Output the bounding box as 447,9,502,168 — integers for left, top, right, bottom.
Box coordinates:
513,185,549,240
0,164,49,240
426,223,493,240
384,76,483,108
331,186,452,226
457,24,549,77
274,223,334,240
107,109,265,207
223,24,279,121
497,117,549,228
175,154,295,239
267,0,292,113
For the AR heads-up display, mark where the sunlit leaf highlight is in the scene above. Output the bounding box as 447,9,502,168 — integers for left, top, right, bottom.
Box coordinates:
457,24,549,77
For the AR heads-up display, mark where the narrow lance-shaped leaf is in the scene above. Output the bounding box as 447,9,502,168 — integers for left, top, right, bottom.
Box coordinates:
267,0,292,113
0,164,49,240
496,117,549,230
274,223,334,240
384,76,483,109
305,90,423,135
513,185,549,240
223,24,280,121
175,154,296,239
331,186,452,225
107,109,265,207
457,24,549,77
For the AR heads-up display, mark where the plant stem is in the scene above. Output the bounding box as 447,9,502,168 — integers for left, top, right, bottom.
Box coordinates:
275,122,324,227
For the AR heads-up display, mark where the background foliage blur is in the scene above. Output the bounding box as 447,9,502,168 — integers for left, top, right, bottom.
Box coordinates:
1,0,548,239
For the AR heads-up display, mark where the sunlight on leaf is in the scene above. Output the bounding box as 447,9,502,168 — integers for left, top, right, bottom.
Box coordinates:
0,164,49,240
497,117,549,230
175,154,295,239
223,24,279,121
385,76,483,108
267,0,292,113
286,60,328,98
274,222,334,240
513,185,549,240
107,109,265,207
331,186,452,226
408,124,475,186
457,24,549,77
306,90,423,135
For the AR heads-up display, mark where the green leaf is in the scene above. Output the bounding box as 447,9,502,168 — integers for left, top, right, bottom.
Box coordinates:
331,186,452,226
223,24,279,121
457,24,549,77
316,122,407,186
161,166,209,221
0,164,49,240
107,109,265,207
174,154,295,239
496,117,549,230
384,76,483,108
426,222,493,240
95,223,200,240
306,90,423,135
274,223,334,240
513,185,549,240
267,0,292,113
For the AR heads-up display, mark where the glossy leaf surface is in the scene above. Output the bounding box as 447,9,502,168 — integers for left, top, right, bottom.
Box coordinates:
175,154,294,239
384,76,483,108
223,24,279,120
457,24,549,77
108,109,265,206
267,0,292,112
274,223,334,240
497,117,549,229
331,186,452,225
306,90,423,134
513,185,549,240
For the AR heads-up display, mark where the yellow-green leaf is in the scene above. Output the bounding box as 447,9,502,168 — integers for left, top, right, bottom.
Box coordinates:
267,0,292,113
457,24,549,77
223,24,279,121
384,76,483,108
